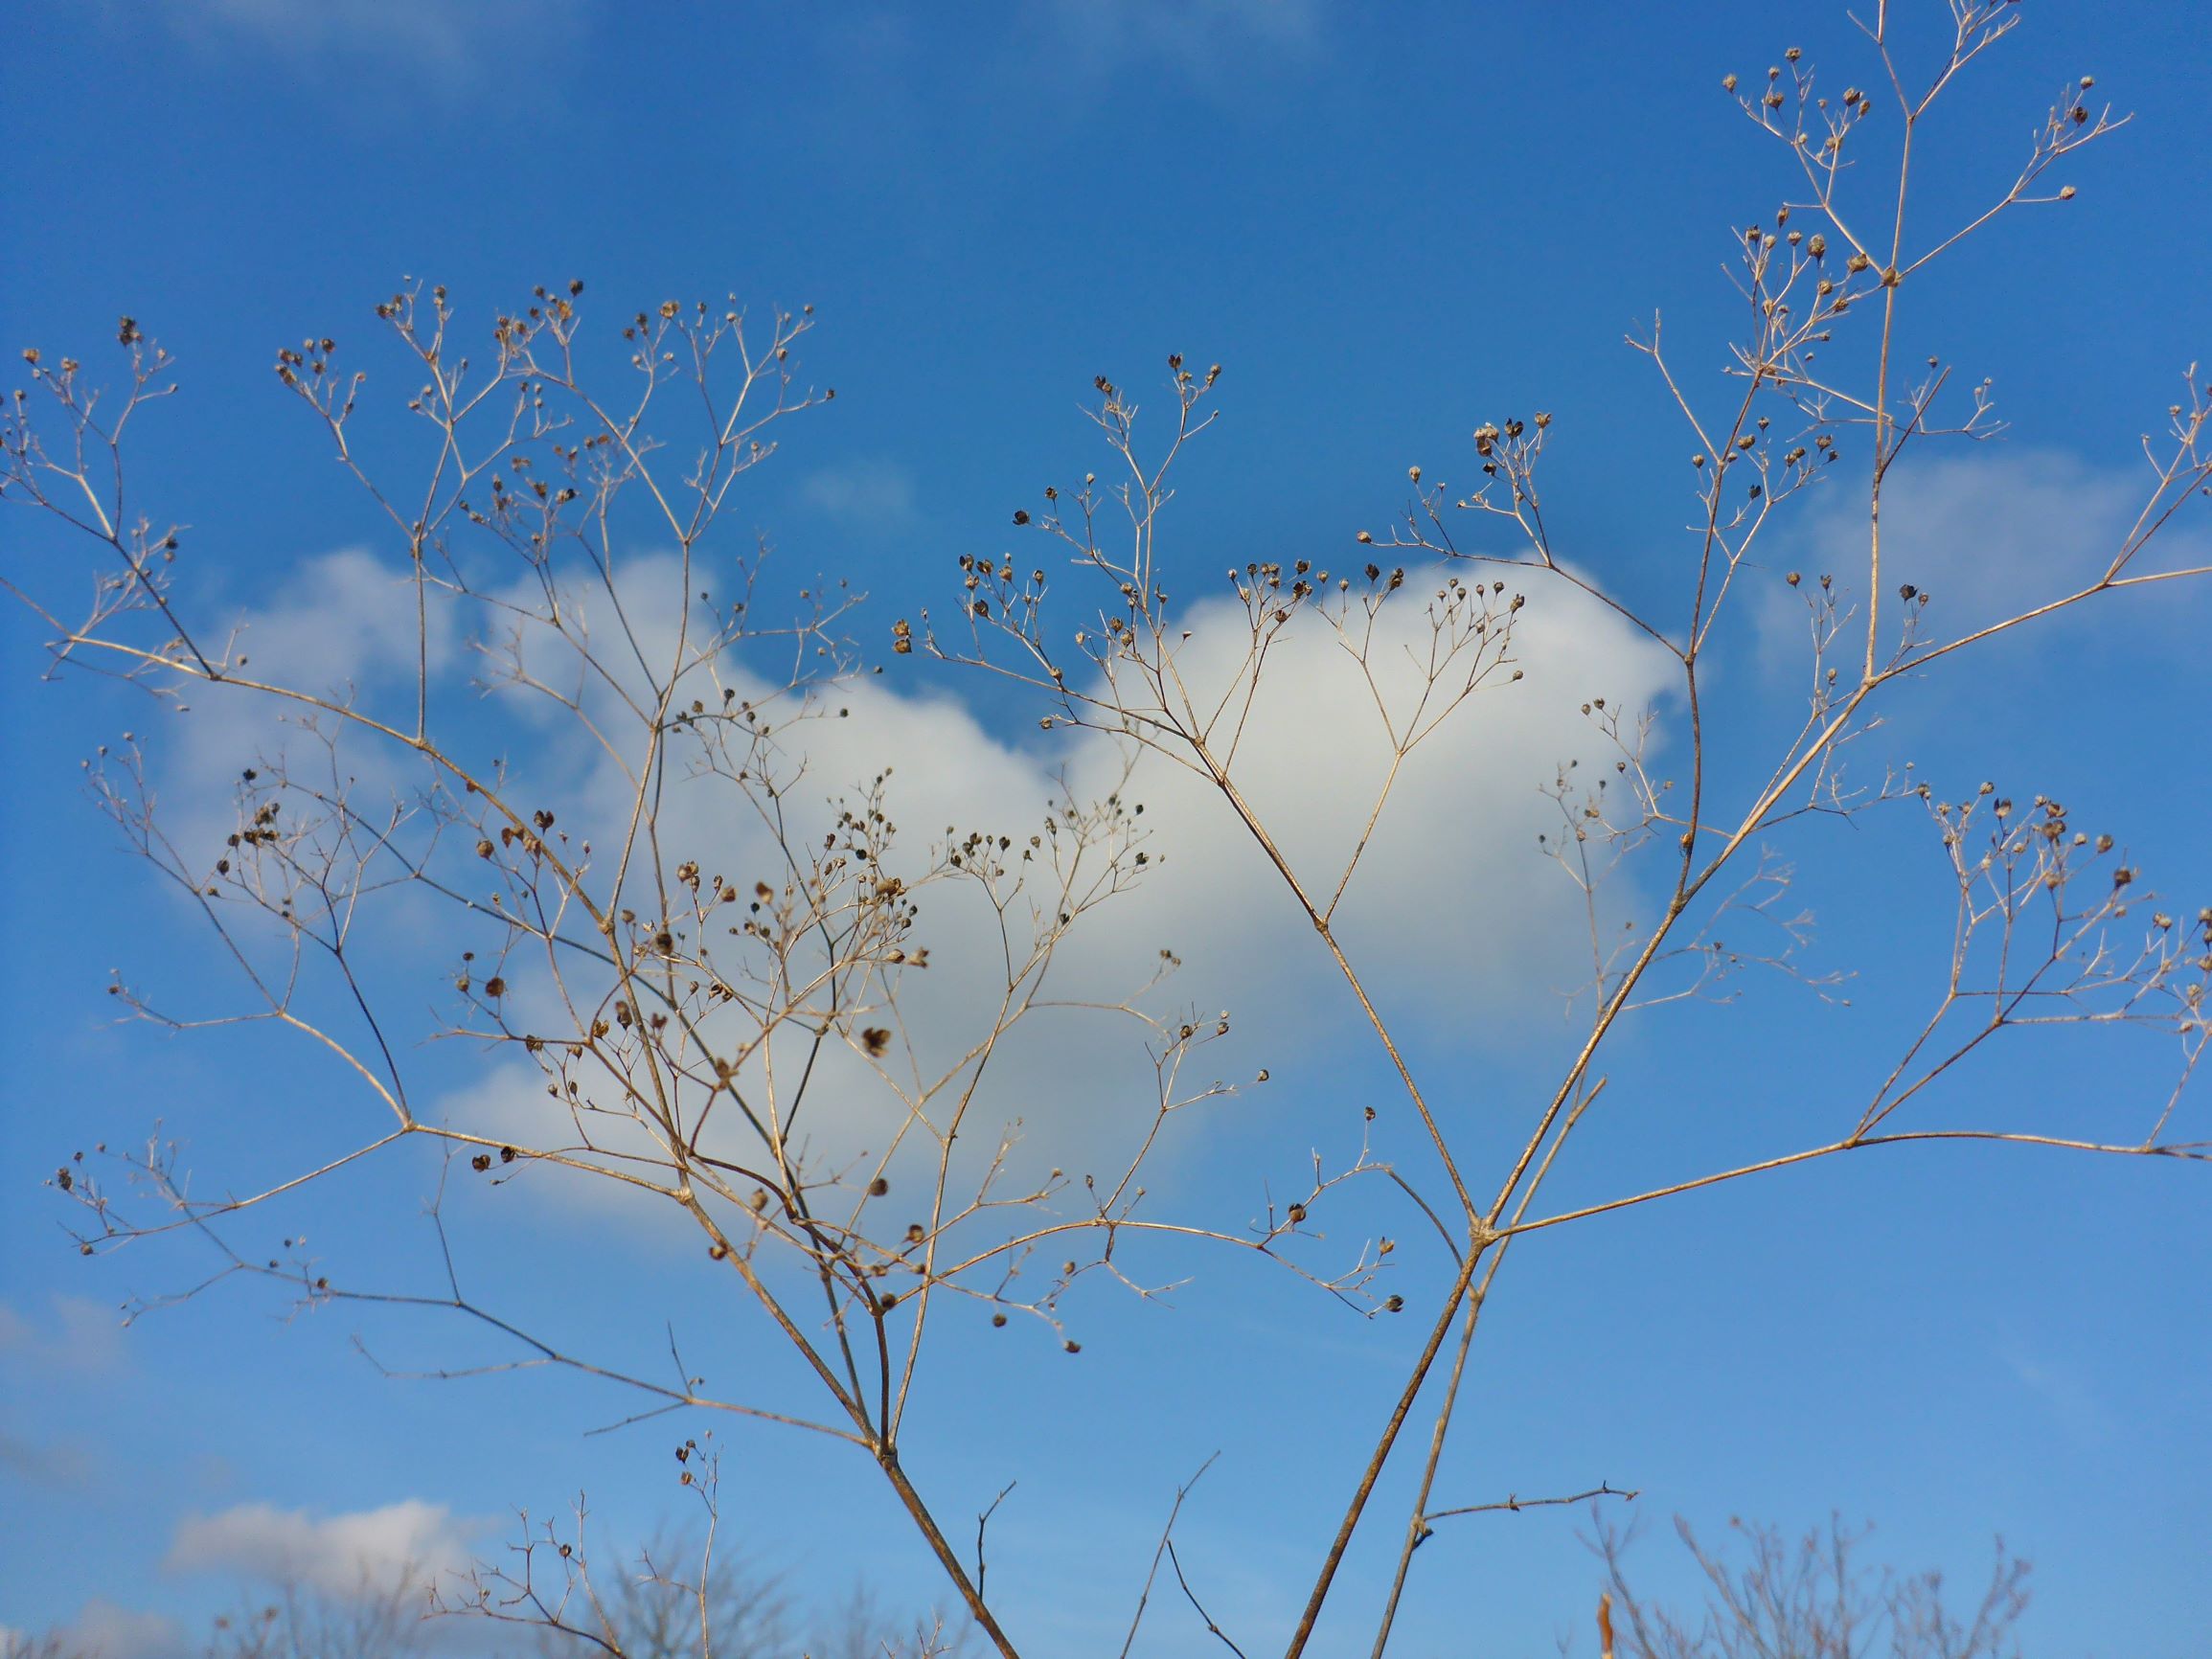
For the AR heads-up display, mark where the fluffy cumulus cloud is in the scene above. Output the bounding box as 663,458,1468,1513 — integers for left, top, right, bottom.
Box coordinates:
471,548,1674,1018
167,1498,481,1596
1058,570,1677,1015
147,539,1676,1225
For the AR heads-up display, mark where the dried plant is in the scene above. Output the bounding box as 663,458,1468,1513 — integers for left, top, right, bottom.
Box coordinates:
202,1575,438,1659
454,1449,965,1659
1,1530,942,1659
5,5,2207,1657
1585,1512,2030,1659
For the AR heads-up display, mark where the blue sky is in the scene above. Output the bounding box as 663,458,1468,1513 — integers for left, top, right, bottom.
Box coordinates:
5,3,2210,1655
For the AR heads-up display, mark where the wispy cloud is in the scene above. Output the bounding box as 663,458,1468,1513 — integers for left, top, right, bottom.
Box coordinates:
0,1294,127,1375
1035,0,1324,76
799,460,921,533
0,1427,98,1488
825,0,1322,90
2003,1346,2116,1445
125,0,590,80
1760,448,2211,674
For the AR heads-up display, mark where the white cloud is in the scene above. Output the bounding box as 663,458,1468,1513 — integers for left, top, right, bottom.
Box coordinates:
0,1295,127,1375
168,1498,481,1597
11,1502,478,1658
1056,569,1675,1017
799,461,921,533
